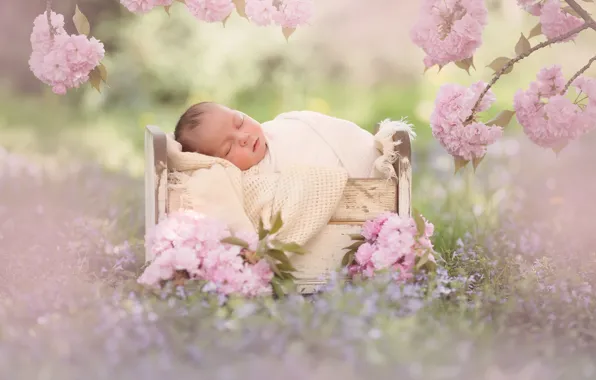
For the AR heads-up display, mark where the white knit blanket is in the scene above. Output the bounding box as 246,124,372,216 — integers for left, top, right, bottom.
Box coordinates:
165,111,415,247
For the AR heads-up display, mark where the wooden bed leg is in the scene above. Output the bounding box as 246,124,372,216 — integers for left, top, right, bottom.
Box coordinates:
393,130,412,218
372,125,413,218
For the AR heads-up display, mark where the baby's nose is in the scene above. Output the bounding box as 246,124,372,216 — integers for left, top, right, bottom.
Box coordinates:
238,133,250,146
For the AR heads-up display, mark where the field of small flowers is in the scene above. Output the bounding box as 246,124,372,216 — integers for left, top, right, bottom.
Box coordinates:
2,133,596,380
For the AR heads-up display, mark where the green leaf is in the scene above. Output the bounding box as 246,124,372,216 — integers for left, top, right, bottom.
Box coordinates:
341,251,354,267
454,156,469,174
73,5,91,36
454,56,474,75
277,261,297,272
97,62,108,83
222,13,230,27
349,234,365,241
528,23,542,39
266,249,292,265
258,218,268,241
280,271,297,280
270,211,283,235
415,252,437,272
282,27,296,41
88,67,102,93
552,141,568,155
271,278,285,298
412,208,426,237
267,258,282,277
514,33,531,56
164,5,171,15
273,241,307,255
220,236,249,249
485,109,516,128
472,155,485,172
487,57,513,75
345,241,365,251
232,0,248,18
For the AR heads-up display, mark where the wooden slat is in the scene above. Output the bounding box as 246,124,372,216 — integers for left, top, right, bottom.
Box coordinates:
144,125,168,263
292,223,361,294
330,178,397,222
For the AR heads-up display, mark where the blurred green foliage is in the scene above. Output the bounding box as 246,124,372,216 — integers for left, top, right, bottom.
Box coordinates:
2,1,595,177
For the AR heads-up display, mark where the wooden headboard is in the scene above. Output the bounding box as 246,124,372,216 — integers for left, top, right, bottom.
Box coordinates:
144,125,168,263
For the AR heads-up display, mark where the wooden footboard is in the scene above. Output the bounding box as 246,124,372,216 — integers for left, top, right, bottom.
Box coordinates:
291,127,413,291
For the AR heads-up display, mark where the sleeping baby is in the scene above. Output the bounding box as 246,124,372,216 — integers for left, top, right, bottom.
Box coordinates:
173,101,405,178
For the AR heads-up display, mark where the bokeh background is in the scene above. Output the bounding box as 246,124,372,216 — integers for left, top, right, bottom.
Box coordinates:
2,1,596,378
2,0,595,175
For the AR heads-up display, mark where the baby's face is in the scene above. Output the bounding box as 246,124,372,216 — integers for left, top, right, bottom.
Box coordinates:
187,104,267,170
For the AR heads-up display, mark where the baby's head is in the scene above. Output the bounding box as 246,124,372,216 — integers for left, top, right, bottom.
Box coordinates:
174,102,268,170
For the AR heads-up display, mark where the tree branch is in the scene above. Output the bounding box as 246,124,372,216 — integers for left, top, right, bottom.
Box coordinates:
564,0,596,28
562,54,596,94
46,0,55,40
466,22,592,123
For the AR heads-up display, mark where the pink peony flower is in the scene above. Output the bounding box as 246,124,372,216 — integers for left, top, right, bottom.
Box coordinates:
355,242,375,265
186,0,235,22
120,0,156,13
119,0,173,13
28,12,105,95
516,0,542,16
245,0,280,26
410,0,488,68
348,212,436,282
514,66,596,149
361,212,390,241
273,0,314,28
540,0,583,42
430,81,503,160
139,210,274,297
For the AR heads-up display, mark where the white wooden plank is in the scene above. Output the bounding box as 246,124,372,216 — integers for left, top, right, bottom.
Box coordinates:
292,224,362,293
331,178,397,222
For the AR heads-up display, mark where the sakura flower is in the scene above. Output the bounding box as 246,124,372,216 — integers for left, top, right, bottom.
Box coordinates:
274,0,314,28
430,82,503,160
186,0,235,22
410,0,488,68
245,0,280,26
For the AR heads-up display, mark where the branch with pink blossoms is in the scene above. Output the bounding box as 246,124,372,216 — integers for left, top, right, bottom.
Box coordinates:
562,54,596,95
466,22,592,123
564,0,596,29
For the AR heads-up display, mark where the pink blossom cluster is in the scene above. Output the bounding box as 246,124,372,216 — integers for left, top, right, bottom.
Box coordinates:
513,65,596,149
28,12,105,95
347,212,436,282
119,0,173,14
410,0,488,68
245,0,314,28
430,81,503,161
186,0,235,22
138,210,274,297
517,0,584,42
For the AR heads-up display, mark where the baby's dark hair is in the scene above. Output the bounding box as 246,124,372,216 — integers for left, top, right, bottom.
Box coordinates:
174,101,214,152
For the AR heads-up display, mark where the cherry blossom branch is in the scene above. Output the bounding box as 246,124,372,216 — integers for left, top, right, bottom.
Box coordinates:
46,0,55,40
466,22,592,123
564,0,596,29
562,54,596,94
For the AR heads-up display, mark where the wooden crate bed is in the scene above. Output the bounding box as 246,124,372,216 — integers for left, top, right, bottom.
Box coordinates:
144,124,412,294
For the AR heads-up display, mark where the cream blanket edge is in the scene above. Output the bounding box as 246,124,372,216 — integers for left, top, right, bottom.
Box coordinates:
164,112,415,249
